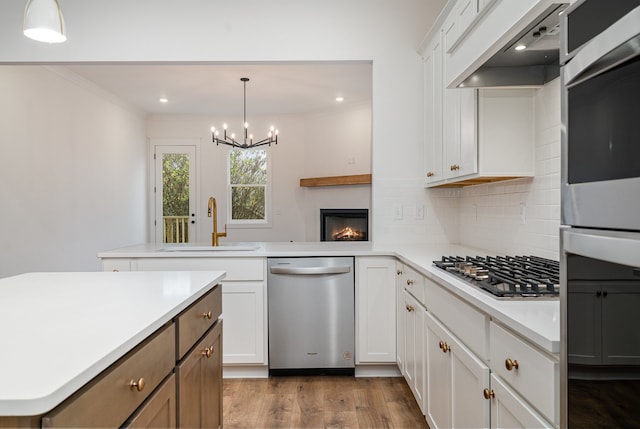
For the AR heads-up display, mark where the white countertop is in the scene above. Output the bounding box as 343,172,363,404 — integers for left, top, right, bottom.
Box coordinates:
99,242,560,355
0,270,225,417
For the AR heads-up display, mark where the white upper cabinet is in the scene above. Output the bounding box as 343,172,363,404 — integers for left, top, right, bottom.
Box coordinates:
420,0,536,188
424,33,445,186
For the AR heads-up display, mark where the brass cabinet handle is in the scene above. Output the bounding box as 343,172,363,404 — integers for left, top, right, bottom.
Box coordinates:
450,165,460,171
438,341,450,353
129,377,145,392
201,346,214,358
427,171,434,178
505,358,519,371
201,311,213,320
113,269,119,272
483,388,495,399
397,269,403,276
406,279,414,286
405,304,415,312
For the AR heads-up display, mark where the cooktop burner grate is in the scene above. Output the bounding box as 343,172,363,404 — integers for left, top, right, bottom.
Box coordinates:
433,255,560,298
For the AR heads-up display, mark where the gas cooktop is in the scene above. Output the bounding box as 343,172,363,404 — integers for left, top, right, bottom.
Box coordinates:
433,255,560,298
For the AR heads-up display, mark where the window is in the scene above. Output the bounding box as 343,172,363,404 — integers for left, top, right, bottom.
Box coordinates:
228,149,269,224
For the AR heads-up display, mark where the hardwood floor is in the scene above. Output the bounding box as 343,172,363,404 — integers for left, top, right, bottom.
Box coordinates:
223,376,428,429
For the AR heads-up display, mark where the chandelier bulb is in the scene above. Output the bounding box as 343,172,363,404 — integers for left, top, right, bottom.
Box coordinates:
244,122,249,129
223,123,228,130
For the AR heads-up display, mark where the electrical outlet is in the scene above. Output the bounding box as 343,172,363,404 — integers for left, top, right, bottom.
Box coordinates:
416,205,424,220
393,204,403,220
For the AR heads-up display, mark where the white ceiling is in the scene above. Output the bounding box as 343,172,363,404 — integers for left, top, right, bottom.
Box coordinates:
64,62,373,117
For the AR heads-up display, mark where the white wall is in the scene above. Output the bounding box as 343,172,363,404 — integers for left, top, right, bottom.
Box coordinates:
0,0,448,248
458,78,561,260
0,66,147,278
146,102,371,243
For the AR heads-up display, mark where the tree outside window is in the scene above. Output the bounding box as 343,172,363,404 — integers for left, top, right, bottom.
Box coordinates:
228,149,268,222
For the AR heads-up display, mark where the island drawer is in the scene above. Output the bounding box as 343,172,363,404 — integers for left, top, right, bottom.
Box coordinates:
42,323,175,428
490,321,558,424
176,285,222,359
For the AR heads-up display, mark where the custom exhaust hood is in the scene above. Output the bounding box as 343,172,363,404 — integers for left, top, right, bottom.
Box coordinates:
458,3,568,88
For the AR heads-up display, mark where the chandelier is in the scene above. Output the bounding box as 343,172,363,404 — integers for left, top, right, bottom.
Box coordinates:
211,78,279,149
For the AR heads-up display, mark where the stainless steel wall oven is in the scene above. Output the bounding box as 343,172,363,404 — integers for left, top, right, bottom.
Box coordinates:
560,1,640,427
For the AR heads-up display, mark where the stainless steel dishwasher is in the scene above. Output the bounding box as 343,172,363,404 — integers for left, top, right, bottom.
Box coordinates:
267,256,355,375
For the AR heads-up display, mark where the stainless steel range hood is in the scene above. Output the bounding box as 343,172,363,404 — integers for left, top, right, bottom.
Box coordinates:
459,3,568,88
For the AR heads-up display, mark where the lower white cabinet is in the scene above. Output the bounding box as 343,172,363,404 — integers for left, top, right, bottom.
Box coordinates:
355,257,397,363
401,289,426,412
487,374,551,429
425,311,490,429
222,281,264,364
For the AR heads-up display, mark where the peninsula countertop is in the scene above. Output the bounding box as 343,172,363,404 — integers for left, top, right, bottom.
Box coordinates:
0,270,225,417
98,242,560,355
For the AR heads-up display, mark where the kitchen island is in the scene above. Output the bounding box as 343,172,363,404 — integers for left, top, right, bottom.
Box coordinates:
0,270,225,428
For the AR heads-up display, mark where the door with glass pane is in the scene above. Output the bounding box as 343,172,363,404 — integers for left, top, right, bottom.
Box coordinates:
154,146,197,244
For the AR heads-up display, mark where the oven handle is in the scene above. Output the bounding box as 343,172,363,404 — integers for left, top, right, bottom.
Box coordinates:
563,6,640,88
269,266,351,275
563,228,640,269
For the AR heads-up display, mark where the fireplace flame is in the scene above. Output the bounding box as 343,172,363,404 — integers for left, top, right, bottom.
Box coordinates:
332,226,365,241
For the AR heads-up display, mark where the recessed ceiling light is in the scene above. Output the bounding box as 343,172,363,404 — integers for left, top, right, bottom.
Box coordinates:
515,44,526,51
336,96,344,102
159,97,168,103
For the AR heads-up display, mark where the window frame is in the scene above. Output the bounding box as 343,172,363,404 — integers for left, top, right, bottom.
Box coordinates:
226,148,272,227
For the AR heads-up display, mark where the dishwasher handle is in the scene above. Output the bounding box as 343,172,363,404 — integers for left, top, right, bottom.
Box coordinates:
269,266,351,275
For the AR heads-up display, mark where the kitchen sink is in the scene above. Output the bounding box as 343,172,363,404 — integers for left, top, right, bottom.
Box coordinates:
161,243,260,252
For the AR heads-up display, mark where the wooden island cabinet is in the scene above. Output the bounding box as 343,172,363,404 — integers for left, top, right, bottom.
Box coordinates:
0,271,224,429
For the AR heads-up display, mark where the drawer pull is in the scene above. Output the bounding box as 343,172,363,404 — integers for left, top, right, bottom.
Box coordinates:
405,304,415,312
201,311,213,320
438,341,450,353
505,358,519,371
129,377,146,392
201,346,214,358
483,388,495,399
406,279,414,286
397,269,403,276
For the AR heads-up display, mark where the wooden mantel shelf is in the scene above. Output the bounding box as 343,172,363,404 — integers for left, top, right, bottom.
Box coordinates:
300,174,372,187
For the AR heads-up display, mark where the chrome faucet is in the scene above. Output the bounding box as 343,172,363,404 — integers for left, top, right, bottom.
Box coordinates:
207,197,227,246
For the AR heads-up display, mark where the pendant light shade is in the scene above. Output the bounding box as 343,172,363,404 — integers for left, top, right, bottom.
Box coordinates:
23,0,66,43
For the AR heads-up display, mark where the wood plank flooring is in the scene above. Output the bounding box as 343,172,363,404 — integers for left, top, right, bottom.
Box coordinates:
223,376,429,429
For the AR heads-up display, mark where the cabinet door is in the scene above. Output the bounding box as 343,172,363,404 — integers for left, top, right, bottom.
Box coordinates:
567,281,601,365
177,321,222,429
403,290,426,413
450,334,490,429
396,263,406,372
222,281,265,364
445,88,477,180
489,374,553,429
425,33,444,186
356,257,397,363
124,375,176,429
425,312,451,429
426,311,489,429
602,283,640,365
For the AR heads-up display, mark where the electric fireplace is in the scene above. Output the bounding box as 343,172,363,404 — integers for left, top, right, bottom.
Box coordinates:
320,209,368,241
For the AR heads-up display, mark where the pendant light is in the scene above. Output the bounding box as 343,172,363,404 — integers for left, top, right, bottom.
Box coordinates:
212,78,279,149
23,0,67,43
